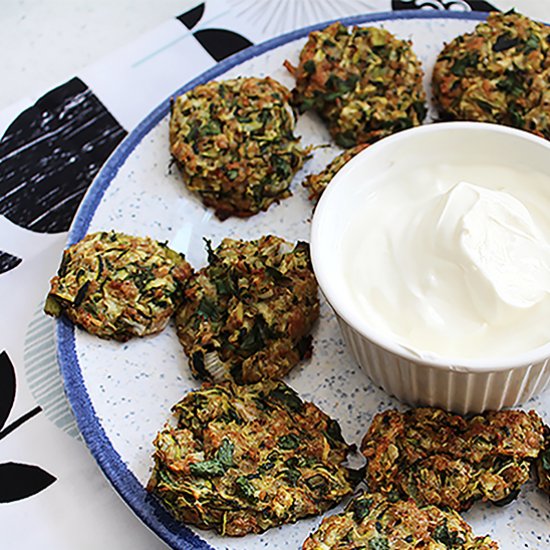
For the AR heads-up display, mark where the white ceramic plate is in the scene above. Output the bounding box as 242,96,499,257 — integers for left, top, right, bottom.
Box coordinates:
57,11,550,550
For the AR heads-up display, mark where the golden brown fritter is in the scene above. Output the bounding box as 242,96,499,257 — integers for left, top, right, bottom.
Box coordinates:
303,144,368,203
147,380,358,536
535,423,550,496
285,22,427,148
44,231,192,341
169,77,310,220
175,235,319,384
361,407,544,512
302,491,499,549
432,12,550,139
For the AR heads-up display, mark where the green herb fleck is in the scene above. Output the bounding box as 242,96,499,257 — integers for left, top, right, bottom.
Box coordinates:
334,131,357,149
189,459,226,478
191,352,208,380
272,155,292,179
433,520,463,546
523,33,540,54
226,169,239,181
497,73,524,97
265,265,291,284
201,119,221,136
351,497,372,523
197,297,220,321
278,433,300,450
74,281,90,307
305,474,328,494
270,384,304,412
492,33,519,52
236,476,257,502
303,60,316,74
476,99,494,114
216,438,234,469
239,315,277,355
189,438,234,478
282,468,301,486
204,238,217,263
368,535,389,550
450,53,478,77
509,105,525,127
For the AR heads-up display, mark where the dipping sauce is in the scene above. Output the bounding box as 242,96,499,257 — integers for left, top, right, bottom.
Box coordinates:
343,163,550,359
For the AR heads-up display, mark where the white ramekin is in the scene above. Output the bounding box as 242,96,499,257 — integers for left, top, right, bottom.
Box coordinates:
311,122,550,414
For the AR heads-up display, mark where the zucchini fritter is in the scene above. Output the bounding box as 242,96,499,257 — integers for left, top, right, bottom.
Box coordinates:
303,144,368,203
175,235,319,384
361,407,544,512
302,491,498,549
535,424,550,496
45,231,192,341
147,380,358,536
285,22,427,148
432,12,550,139
169,77,309,220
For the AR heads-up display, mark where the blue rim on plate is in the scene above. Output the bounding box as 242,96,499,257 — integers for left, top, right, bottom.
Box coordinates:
57,10,488,550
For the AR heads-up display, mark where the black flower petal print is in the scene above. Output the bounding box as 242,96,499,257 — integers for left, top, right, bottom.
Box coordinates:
177,2,253,62
193,29,253,62
392,0,498,11
0,463,56,503
0,351,16,431
0,77,127,234
0,251,23,275
177,3,205,29
0,350,56,501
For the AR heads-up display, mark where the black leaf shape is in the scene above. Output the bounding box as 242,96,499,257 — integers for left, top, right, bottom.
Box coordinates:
193,28,253,62
0,462,56,502
0,351,16,431
0,251,23,275
392,0,497,10
0,77,127,234
177,2,205,30
464,0,498,10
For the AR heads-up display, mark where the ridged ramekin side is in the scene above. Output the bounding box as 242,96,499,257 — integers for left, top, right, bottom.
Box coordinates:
337,317,550,414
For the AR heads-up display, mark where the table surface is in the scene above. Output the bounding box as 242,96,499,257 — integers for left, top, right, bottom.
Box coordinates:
1,0,191,111
1,1,549,549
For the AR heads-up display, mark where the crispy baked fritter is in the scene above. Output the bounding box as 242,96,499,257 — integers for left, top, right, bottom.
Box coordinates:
169,77,309,220
303,144,368,203
535,423,550,496
147,380,358,536
175,235,319,384
302,491,498,549
44,231,192,341
285,22,427,148
361,407,544,512
432,12,550,139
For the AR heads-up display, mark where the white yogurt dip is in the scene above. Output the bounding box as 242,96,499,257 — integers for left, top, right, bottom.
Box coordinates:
342,163,550,359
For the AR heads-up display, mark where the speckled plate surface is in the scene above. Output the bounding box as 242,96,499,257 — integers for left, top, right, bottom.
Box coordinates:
57,11,550,550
